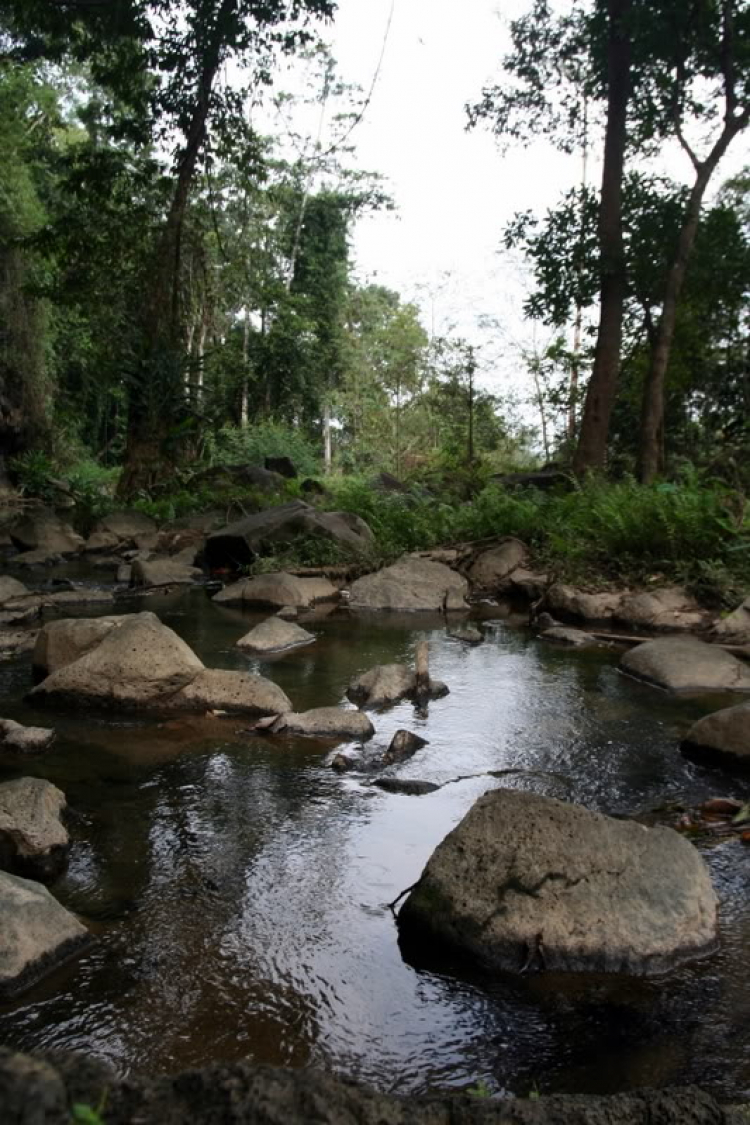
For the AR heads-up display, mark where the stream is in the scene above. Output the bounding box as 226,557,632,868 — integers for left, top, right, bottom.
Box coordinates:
1,579,750,1099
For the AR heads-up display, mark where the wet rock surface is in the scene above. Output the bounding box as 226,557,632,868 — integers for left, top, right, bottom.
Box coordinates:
0,877,89,998
398,789,718,976
0,1049,735,1125
621,637,750,693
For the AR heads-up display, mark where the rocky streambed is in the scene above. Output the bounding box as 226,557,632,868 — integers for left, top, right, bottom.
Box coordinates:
2,541,750,1105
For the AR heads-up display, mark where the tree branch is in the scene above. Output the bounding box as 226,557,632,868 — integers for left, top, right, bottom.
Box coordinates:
721,0,738,119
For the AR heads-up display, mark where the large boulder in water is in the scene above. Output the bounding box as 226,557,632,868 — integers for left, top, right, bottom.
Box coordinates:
398,789,718,976
33,616,128,678
28,611,290,717
0,778,69,882
620,637,750,693
0,871,90,998
348,556,468,612
236,618,315,654
346,663,448,708
273,707,375,742
682,701,750,771
213,572,337,609
205,500,373,568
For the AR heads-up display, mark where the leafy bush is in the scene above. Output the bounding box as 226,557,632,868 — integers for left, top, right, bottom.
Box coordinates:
203,423,321,478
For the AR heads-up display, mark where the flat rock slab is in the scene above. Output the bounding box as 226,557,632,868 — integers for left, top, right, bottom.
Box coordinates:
0,719,55,754
398,788,718,976
237,618,315,654
349,556,468,612
274,707,375,742
621,637,750,693
0,873,90,999
0,778,68,881
682,701,750,770
214,572,337,609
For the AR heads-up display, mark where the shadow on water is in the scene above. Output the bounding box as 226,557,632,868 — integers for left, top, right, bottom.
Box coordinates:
1,584,750,1097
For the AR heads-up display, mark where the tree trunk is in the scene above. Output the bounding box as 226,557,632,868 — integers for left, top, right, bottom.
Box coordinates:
323,402,332,474
638,115,748,482
572,0,632,476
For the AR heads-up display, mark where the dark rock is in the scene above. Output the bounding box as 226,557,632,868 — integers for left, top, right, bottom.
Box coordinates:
382,729,429,765
331,753,357,772
206,500,373,569
372,778,440,796
265,456,297,479
300,477,327,497
92,510,158,543
448,626,484,644
130,558,202,588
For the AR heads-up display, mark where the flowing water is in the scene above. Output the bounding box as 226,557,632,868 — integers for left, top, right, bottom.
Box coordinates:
1,582,750,1099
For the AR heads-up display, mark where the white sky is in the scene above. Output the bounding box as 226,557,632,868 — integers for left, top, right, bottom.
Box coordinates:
270,0,750,410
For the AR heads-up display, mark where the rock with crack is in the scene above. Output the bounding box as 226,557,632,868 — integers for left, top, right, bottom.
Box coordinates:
682,701,750,771
270,707,375,742
236,617,315,655
0,719,55,754
347,664,448,709
28,611,290,717
213,571,338,610
348,556,468,612
397,788,718,976
0,778,69,881
0,873,90,999
621,637,750,693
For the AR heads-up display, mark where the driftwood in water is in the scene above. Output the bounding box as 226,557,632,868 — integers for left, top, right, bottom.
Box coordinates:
414,642,430,706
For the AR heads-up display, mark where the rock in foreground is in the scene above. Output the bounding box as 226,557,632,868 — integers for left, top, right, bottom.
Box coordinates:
620,637,750,693
398,789,717,976
682,701,750,770
0,873,89,998
348,556,468,612
0,1048,731,1125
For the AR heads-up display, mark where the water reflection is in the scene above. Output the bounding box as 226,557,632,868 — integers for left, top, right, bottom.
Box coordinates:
1,589,750,1096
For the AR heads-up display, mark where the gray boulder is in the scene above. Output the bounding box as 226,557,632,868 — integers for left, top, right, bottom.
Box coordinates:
274,707,375,741
92,510,158,543
620,637,750,693
214,571,337,610
615,587,708,632
29,612,289,717
9,510,83,555
0,778,69,881
711,596,750,644
347,664,448,709
33,616,127,678
398,788,718,976
0,872,89,998
349,556,468,612
169,669,291,716
682,701,750,770
130,558,202,588
236,618,315,654
466,539,527,590
547,584,624,622
0,719,55,754
503,568,549,601
0,576,28,605
205,500,373,568
540,626,598,647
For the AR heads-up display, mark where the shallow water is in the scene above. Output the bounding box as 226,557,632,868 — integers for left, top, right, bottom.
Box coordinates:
2,583,750,1099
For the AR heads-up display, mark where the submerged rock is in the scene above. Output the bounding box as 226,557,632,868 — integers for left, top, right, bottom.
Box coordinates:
398,788,718,976
0,778,69,882
0,874,90,998
236,618,315,655
29,611,290,717
213,571,337,610
348,555,468,612
0,719,55,754
620,637,750,693
372,778,440,796
682,701,750,770
274,707,375,742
